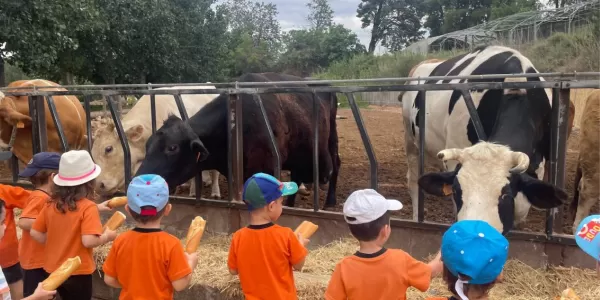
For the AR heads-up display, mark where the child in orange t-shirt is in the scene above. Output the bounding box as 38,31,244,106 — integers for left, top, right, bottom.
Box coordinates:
16,152,60,297
31,150,117,300
325,189,444,300
227,173,309,300
0,179,33,300
103,174,199,299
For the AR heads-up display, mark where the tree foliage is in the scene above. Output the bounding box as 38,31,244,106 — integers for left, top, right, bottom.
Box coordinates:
307,0,334,30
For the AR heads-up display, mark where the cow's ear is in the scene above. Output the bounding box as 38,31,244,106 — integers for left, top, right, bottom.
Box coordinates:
418,171,455,197
517,173,566,209
126,124,144,142
190,139,209,163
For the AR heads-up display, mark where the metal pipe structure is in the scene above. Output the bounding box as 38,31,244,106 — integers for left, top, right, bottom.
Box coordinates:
150,94,157,134
346,93,378,190
106,96,132,187
28,96,42,155
1,72,599,91
172,94,202,200
460,90,488,141
84,96,93,152
417,91,426,223
255,95,281,180
45,96,69,152
312,93,320,212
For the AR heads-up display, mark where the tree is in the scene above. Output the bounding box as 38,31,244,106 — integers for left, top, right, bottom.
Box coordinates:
490,0,541,20
307,0,334,30
357,0,426,53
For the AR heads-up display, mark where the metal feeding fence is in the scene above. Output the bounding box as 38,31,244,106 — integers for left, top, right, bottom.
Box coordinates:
1,72,600,247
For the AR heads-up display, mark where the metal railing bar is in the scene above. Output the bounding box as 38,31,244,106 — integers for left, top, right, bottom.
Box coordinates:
106,96,132,187
172,94,202,200
460,90,488,141
227,93,234,203
173,94,189,120
10,155,18,183
5,80,600,97
346,93,378,190
1,72,599,90
254,95,281,179
150,93,157,134
312,92,320,212
417,92,426,223
27,96,41,155
84,96,93,152
45,96,69,152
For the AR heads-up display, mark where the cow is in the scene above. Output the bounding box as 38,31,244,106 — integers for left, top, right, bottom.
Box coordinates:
92,86,222,198
400,45,568,234
570,89,600,234
0,79,87,164
135,72,341,209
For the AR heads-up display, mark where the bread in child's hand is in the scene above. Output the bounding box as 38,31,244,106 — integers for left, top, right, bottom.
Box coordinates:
42,256,81,290
107,196,128,208
104,211,126,231
294,221,318,240
185,216,206,253
554,288,580,300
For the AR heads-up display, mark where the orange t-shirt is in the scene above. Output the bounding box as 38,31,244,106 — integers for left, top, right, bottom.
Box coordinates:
0,184,31,268
102,228,192,300
31,198,103,275
227,223,308,300
18,190,51,270
325,248,432,300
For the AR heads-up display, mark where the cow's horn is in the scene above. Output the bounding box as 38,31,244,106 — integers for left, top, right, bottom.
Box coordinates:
509,151,530,174
437,148,463,161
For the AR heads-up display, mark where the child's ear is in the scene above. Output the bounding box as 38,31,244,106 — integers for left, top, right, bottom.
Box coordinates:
495,271,504,283
125,205,133,217
164,203,172,216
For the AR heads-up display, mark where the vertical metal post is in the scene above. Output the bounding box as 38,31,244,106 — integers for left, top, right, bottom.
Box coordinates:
227,93,234,202
547,85,570,235
173,93,202,200
107,96,132,187
461,90,487,141
34,96,48,152
10,155,18,183
255,95,281,179
46,96,69,152
28,96,41,155
173,94,189,120
417,91,426,223
346,93,378,190
150,88,157,134
229,91,244,202
84,95,93,152
312,92,320,212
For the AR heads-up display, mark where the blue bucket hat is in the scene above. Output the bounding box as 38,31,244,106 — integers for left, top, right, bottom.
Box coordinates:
575,215,600,261
19,152,61,178
127,174,169,216
242,173,298,210
441,220,509,285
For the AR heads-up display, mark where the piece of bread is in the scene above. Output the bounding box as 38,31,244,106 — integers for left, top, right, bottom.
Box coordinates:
107,196,127,208
104,211,126,231
41,256,82,290
294,221,319,240
554,288,580,300
185,216,207,253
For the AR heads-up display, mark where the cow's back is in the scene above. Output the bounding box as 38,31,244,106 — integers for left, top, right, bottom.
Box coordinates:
6,79,87,163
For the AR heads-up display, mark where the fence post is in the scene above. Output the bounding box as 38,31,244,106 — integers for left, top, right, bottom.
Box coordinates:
229,90,244,202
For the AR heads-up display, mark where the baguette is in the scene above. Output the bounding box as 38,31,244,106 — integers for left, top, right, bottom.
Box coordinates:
104,211,126,231
41,256,82,291
185,216,207,253
107,196,128,208
294,221,318,240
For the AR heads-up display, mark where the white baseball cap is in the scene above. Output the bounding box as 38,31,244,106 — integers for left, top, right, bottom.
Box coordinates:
343,189,403,224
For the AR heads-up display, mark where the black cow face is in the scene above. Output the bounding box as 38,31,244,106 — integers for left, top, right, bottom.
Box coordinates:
135,116,209,192
417,143,566,234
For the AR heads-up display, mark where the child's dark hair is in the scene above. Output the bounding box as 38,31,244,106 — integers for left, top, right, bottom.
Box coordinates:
0,199,5,214
347,211,390,241
442,265,496,298
51,179,97,213
128,205,166,224
29,169,58,187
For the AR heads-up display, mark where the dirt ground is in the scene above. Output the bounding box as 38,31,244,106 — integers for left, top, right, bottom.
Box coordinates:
0,106,593,234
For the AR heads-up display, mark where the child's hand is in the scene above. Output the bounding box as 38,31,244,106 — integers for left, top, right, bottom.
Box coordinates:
97,200,113,212
296,232,310,247
31,282,57,299
185,252,199,270
104,228,118,242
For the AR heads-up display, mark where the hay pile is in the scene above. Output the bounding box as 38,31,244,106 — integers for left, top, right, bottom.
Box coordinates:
93,228,600,300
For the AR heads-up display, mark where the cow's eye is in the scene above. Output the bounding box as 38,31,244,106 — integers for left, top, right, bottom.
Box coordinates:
167,145,178,153
105,146,113,154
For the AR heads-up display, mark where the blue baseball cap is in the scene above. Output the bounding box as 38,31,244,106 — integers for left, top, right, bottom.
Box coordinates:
127,174,169,216
19,152,61,178
575,215,600,261
242,173,298,210
441,220,509,285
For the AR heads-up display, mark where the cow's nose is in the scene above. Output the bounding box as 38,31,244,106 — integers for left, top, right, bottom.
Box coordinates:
99,182,105,190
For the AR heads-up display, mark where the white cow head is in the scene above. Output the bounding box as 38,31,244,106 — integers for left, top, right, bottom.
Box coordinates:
418,141,566,234
91,119,149,196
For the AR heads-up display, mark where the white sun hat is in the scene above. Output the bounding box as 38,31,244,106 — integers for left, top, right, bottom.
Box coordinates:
53,150,102,186
343,189,403,224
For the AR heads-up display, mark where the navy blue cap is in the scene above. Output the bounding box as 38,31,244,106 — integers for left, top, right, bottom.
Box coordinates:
19,152,61,178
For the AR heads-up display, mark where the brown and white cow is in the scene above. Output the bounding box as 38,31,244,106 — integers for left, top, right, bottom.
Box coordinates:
0,79,87,164
570,89,600,234
91,86,222,198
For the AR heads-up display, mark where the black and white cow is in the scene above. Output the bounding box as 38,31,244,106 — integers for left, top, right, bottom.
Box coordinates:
400,45,568,234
